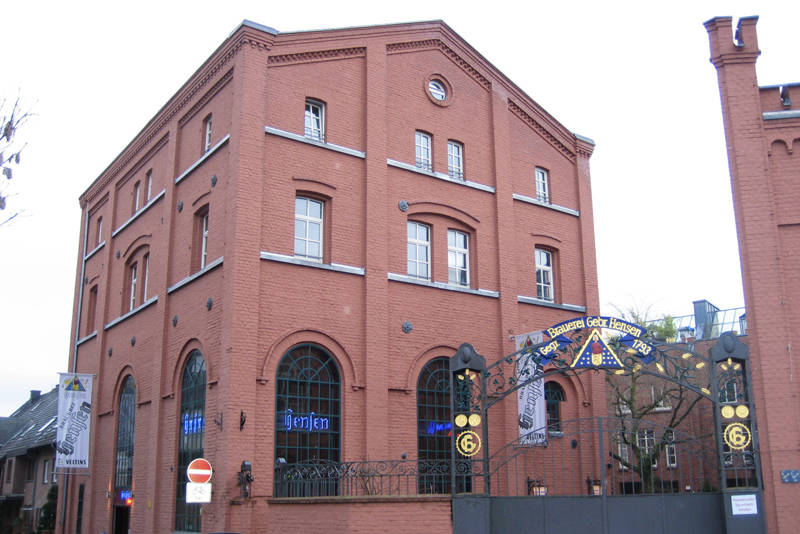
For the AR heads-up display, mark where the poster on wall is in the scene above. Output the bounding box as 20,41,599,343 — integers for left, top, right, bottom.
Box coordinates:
56,373,94,469
515,331,546,445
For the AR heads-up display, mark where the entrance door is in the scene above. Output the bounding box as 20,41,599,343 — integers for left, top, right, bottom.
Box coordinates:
112,505,130,534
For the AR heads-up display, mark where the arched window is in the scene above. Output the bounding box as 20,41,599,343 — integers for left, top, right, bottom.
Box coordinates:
175,351,206,532
417,358,451,494
275,345,340,465
114,376,136,511
545,382,565,432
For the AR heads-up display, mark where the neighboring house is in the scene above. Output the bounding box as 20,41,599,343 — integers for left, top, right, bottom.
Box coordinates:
60,19,600,534
0,388,59,534
706,16,800,534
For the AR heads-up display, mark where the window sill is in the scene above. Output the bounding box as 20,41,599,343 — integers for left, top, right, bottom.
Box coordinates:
653,406,672,413
388,272,499,298
386,159,495,194
76,331,97,347
512,193,580,217
104,296,158,331
763,109,800,120
265,126,366,159
167,256,224,294
111,189,166,238
260,251,365,276
84,241,105,261
174,134,231,185
517,295,586,312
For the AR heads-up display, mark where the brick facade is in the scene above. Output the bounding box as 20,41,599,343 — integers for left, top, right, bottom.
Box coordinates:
60,20,600,534
705,16,800,534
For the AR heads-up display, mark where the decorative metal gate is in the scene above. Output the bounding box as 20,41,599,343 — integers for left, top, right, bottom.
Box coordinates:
449,317,766,534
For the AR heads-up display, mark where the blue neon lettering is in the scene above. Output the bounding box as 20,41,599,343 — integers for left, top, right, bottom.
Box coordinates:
425,421,452,435
281,409,329,431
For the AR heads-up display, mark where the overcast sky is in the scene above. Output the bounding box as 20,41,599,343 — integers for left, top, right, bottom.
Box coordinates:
1,1,796,415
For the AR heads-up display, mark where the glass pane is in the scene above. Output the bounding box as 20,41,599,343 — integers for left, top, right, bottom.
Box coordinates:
419,246,428,262
295,197,306,215
309,222,320,241
418,225,429,241
295,219,306,238
309,200,322,219
448,231,455,248
408,243,416,261
308,242,320,258
408,260,417,276
408,223,416,239
294,239,306,255
457,233,467,249
419,264,428,279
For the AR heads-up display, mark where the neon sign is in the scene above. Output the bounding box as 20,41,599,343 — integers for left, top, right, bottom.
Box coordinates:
425,421,452,435
182,413,204,436
280,409,330,431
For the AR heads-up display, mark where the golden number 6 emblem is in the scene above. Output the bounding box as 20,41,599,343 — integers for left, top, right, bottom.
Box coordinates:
457,430,482,457
723,423,751,451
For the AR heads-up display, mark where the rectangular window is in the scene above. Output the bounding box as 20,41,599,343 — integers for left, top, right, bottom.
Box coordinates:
133,181,141,213
146,169,153,201
415,131,432,171
535,248,554,302
407,222,430,280
652,386,670,409
618,434,630,470
665,430,678,468
447,230,469,286
143,253,150,301
637,430,657,468
204,115,213,152
447,141,464,180
720,380,737,404
25,459,35,481
96,216,103,246
535,167,550,203
294,197,323,261
86,285,98,336
5,459,11,483
128,262,138,311
42,459,49,484
304,100,324,141
200,213,209,269
52,464,57,484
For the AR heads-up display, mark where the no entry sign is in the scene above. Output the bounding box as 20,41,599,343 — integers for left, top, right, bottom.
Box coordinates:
187,458,213,484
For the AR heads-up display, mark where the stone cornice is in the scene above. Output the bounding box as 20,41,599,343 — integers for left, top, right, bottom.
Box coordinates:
508,100,576,162
178,69,234,126
387,39,491,91
268,47,366,66
81,26,275,207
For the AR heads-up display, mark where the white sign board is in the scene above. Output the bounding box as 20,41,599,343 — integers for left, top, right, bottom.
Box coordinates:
56,373,94,469
731,494,758,515
186,482,212,503
515,331,546,445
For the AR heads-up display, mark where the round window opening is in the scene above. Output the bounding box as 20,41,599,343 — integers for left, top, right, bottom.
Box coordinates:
428,80,447,101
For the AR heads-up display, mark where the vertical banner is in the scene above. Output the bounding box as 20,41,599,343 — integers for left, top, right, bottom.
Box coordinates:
515,331,546,445
56,373,93,469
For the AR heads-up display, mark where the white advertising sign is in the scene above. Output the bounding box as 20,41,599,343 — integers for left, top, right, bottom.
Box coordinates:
515,331,546,445
56,373,94,469
186,482,213,503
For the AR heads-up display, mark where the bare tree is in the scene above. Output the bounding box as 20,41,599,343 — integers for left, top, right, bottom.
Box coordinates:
1,96,32,226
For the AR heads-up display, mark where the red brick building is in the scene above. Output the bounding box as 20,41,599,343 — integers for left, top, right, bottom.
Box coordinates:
706,16,800,534
60,20,600,534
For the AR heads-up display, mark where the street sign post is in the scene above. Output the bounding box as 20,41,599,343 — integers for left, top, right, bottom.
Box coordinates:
186,458,213,504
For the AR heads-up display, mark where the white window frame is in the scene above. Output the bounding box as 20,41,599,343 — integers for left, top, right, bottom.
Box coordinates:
294,197,324,262
428,80,447,101
200,213,209,269
133,181,141,212
636,429,657,468
618,434,630,470
96,217,103,246
535,248,554,302
304,100,324,141
665,430,678,468
535,167,550,203
42,459,49,484
52,464,57,483
652,386,671,410
447,141,464,181
407,221,431,280
447,229,469,286
415,131,432,171
143,253,150,300
204,115,213,152
146,169,153,201
128,262,138,311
